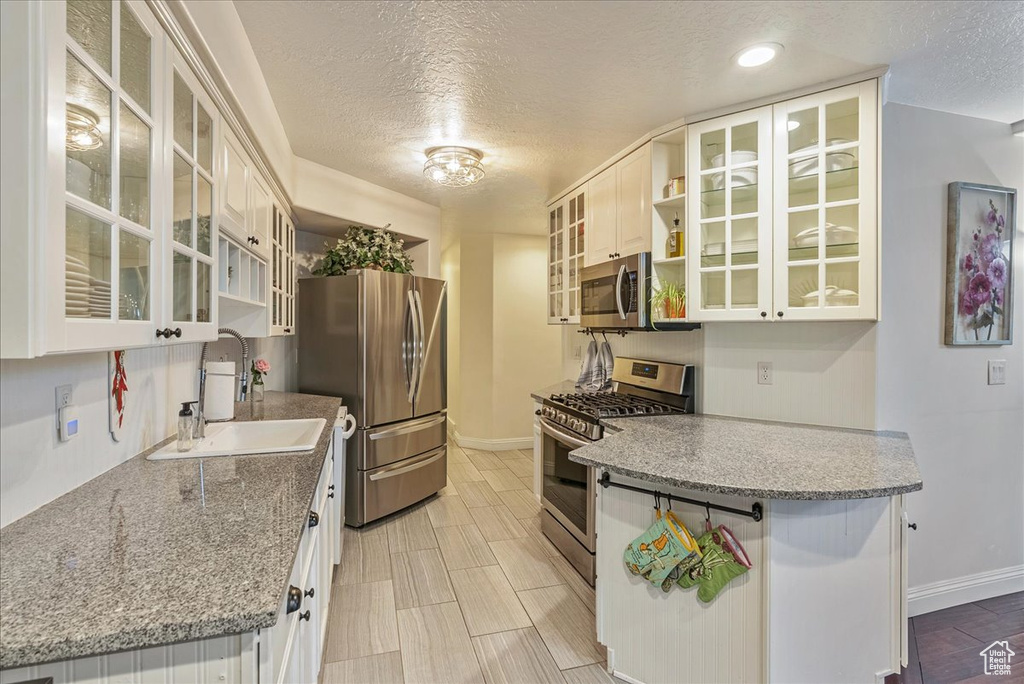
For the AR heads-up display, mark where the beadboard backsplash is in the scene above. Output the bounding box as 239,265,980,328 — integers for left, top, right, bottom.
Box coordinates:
561,321,876,430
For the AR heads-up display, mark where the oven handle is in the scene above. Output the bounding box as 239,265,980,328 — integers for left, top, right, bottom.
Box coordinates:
615,264,627,320
540,417,592,449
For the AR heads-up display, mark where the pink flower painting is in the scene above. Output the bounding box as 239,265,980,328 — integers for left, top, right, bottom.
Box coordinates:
949,185,1015,345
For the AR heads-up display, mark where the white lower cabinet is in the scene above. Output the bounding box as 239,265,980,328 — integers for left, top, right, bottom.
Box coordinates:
0,445,339,684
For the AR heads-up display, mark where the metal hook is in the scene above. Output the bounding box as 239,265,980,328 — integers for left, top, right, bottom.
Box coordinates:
601,331,609,344
654,492,661,510
666,496,672,512
704,503,711,523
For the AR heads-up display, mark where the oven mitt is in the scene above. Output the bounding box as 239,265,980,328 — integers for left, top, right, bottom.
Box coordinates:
677,526,749,602
624,509,701,590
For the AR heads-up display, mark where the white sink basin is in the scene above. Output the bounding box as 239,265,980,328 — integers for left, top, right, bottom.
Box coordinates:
148,418,328,460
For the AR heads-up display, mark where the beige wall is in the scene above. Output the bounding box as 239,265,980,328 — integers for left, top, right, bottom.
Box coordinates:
446,234,561,445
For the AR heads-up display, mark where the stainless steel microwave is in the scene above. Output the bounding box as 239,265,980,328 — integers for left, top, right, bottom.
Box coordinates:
580,253,649,329
580,253,700,331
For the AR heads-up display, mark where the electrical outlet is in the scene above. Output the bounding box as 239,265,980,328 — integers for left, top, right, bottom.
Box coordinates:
55,384,73,409
988,359,1006,385
757,362,773,385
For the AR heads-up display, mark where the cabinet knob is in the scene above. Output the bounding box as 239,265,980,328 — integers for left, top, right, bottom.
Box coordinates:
328,491,335,499
308,511,319,528
777,311,784,319
284,328,291,333
286,585,302,613
760,311,767,319
609,253,615,259
908,522,918,531
156,328,167,338
171,327,182,338
254,238,260,245
304,587,315,598
298,610,311,621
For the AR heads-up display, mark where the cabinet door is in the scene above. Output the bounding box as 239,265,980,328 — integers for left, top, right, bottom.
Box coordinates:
547,201,566,323
271,205,295,335
220,129,248,243
55,0,163,352
249,174,272,260
565,187,586,324
772,81,877,320
616,144,652,257
686,107,773,321
586,165,617,266
166,56,217,341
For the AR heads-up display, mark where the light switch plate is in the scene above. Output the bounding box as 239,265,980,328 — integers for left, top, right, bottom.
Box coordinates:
757,362,773,385
988,359,1006,385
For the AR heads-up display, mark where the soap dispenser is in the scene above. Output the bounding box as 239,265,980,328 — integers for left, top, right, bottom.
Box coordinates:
177,402,197,452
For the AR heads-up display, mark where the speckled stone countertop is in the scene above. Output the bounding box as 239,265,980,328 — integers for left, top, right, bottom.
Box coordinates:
569,413,922,500
530,379,588,402
0,391,341,670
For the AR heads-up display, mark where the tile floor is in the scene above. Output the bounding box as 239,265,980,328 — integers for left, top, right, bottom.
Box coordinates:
888,592,1024,684
320,443,624,684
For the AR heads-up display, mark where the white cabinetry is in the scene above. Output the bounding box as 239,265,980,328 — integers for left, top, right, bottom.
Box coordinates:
271,204,296,335
585,144,653,266
686,81,878,322
0,0,220,357
547,186,586,324
219,127,271,261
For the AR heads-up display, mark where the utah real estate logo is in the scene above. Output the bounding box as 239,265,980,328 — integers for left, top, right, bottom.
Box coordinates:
979,640,1015,676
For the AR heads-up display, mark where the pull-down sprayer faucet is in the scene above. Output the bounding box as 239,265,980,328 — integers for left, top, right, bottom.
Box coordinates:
196,328,249,439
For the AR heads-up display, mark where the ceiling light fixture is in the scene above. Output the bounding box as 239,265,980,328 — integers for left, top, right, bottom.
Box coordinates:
423,146,485,187
66,103,103,151
735,43,783,68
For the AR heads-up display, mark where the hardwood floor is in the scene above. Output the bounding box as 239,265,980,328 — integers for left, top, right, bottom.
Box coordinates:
887,593,1024,684
321,443,624,684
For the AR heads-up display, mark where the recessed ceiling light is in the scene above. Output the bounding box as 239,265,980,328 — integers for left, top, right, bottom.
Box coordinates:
736,43,783,68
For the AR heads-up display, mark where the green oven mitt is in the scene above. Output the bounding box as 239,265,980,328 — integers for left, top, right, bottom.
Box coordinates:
677,526,749,602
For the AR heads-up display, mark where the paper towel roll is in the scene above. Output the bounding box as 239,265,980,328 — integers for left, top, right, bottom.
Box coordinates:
205,361,236,422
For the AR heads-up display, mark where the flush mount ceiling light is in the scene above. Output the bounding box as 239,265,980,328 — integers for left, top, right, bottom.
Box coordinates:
735,43,783,68
423,146,484,187
66,103,103,151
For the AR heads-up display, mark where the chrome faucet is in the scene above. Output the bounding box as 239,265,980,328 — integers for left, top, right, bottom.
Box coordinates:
196,328,249,438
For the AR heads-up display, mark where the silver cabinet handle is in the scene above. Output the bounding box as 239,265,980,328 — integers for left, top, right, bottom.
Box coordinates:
368,413,447,440
369,447,445,481
540,417,591,449
615,264,627,320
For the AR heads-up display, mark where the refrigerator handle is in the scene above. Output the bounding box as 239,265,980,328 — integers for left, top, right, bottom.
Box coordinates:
407,290,421,403
414,282,446,404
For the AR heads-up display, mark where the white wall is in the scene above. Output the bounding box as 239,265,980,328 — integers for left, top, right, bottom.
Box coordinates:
876,103,1024,613
0,344,202,527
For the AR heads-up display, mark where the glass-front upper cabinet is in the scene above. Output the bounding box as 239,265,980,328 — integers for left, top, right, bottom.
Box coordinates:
166,52,217,338
61,0,162,350
547,186,585,325
686,107,773,321
772,81,877,320
271,204,296,336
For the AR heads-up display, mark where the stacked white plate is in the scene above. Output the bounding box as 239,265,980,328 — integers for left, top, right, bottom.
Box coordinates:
89,276,111,318
708,150,758,191
65,255,91,318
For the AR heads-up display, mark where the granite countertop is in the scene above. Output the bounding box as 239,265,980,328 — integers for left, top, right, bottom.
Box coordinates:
571,413,922,500
530,379,586,402
0,391,341,670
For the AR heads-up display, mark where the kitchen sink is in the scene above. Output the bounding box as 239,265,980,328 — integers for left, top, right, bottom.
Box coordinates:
148,418,328,460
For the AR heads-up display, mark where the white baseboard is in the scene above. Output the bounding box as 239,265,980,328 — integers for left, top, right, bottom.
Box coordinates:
908,564,1024,617
452,430,532,452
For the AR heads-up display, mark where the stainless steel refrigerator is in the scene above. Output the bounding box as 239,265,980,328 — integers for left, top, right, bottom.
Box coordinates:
298,270,447,527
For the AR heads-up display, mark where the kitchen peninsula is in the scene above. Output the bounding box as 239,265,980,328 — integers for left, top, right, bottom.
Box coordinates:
534,383,922,684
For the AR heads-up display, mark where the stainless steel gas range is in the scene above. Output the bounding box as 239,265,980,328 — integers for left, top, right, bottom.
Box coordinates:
538,357,695,585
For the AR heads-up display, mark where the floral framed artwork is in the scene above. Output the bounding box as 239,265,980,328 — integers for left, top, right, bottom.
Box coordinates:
945,182,1016,345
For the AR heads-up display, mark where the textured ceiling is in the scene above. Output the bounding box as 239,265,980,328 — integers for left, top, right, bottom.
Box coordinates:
233,0,1024,237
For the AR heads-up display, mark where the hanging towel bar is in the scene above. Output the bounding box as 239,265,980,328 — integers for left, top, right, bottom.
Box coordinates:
598,471,763,522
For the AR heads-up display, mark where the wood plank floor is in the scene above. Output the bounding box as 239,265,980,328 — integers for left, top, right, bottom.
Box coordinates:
887,592,1024,684
321,443,626,684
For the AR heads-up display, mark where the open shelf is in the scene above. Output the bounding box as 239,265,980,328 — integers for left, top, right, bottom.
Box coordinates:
654,194,687,209
653,256,686,265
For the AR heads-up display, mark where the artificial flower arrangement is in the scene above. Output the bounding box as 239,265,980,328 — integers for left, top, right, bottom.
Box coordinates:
313,225,414,276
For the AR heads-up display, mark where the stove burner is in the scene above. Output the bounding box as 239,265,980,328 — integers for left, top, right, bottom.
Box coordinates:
548,392,681,419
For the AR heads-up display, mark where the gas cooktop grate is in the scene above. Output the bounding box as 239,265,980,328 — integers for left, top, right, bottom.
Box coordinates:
547,392,681,419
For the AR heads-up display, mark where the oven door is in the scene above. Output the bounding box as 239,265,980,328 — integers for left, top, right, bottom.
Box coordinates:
579,253,648,329
539,417,597,552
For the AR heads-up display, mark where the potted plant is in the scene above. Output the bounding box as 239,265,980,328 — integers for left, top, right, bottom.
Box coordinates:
651,280,686,322
313,225,414,276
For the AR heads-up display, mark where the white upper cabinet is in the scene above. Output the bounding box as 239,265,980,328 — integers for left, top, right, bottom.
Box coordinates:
249,173,272,260
686,108,774,321
686,80,878,322
772,81,877,321
547,186,586,324
586,164,618,265
221,128,249,241
616,144,652,258
271,204,296,335
585,144,652,266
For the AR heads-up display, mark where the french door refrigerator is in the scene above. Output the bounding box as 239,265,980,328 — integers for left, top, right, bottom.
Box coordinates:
298,270,447,527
